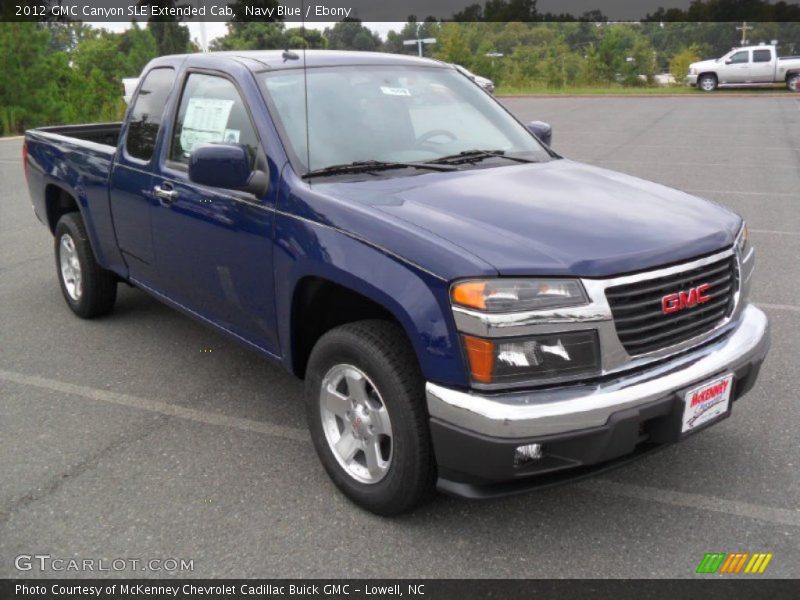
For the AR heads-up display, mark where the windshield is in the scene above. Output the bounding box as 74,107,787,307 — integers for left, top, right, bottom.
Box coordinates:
260,65,551,174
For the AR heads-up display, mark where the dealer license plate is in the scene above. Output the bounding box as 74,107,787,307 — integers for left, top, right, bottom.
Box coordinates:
681,374,734,434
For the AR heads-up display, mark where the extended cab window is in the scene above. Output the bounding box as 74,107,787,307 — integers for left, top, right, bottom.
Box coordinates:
729,51,749,64
753,49,772,62
170,73,259,166
126,68,176,161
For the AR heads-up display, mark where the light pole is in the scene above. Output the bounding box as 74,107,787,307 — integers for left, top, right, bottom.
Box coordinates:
403,37,437,57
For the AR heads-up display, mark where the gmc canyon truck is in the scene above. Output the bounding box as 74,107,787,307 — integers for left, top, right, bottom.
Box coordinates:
688,44,800,91
24,51,770,515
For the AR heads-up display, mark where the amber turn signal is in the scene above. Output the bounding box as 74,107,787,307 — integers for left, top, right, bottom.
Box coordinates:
462,335,495,383
451,281,487,310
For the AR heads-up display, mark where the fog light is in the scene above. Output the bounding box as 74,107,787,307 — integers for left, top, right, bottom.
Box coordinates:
514,443,543,466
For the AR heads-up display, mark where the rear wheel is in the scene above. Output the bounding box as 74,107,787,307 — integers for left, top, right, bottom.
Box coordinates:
54,212,117,318
698,74,717,92
305,320,435,515
787,74,799,92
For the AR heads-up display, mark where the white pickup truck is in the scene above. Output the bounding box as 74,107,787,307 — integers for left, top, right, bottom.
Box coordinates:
687,45,800,91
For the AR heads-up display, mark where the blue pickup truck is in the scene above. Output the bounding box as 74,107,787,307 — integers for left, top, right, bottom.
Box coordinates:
23,50,770,515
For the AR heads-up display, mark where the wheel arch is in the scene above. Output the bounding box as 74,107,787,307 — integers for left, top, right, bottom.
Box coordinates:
44,183,80,233
275,219,468,388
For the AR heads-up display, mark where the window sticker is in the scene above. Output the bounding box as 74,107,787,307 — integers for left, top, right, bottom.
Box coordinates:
380,86,411,96
179,97,235,155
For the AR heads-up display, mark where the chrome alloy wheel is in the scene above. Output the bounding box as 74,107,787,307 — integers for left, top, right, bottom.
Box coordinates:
700,76,716,91
319,364,393,484
59,233,82,301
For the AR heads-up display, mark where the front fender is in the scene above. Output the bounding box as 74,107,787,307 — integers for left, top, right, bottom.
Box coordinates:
273,211,469,388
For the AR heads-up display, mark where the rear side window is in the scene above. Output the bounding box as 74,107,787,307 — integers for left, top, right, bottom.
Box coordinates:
753,49,772,63
126,68,176,162
169,73,259,166
729,51,749,64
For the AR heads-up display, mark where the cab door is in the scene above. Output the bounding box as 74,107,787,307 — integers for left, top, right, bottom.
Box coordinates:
723,50,751,83
110,67,176,285
750,48,775,82
149,71,279,354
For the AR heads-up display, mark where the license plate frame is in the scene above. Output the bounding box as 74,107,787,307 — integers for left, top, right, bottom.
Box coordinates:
681,373,734,436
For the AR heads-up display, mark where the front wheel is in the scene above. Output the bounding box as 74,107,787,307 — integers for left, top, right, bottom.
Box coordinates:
305,320,435,515
698,74,717,92
54,212,117,318
787,74,799,92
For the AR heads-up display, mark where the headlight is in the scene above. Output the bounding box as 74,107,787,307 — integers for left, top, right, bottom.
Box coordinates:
451,279,588,313
462,331,600,384
735,222,749,256
688,68,697,75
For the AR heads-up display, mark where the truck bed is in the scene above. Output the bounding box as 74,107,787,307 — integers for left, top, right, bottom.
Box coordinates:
34,122,122,148
25,122,124,274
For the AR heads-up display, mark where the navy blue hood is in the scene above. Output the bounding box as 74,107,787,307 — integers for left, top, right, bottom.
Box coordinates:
316,159,742,278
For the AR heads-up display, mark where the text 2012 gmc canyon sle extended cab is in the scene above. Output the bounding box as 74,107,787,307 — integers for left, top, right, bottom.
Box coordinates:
24,51,770,515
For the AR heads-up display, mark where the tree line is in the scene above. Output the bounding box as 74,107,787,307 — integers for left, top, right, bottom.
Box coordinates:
1,3,800,134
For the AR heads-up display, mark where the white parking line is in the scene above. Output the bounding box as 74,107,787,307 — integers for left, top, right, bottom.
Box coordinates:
0,136,23,142
575,479,800,528
2,367,798,527
0,368,309,443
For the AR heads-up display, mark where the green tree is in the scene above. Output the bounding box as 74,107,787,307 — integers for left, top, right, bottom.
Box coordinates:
68,30,130,122
669,46,701,83
209,22,288,50
46,22,96,54
137,2,192,55
120,21,159,75
433,23,473,66
0,23,68,134
324,20,381,52
285,27,327,49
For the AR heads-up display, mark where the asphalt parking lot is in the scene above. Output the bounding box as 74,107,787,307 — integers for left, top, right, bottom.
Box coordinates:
1,95,799,579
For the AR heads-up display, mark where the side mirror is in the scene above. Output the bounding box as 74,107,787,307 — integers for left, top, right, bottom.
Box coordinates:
526,121,552,147
725,59,733,64
188,144,267,196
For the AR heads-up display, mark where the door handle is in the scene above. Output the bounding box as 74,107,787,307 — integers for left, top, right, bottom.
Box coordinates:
153,184,178,205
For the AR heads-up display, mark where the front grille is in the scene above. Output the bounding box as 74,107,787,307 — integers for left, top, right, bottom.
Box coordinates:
605,256,737,356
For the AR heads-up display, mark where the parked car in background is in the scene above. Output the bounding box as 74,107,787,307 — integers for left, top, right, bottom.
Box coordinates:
23,51,769,515
454,64,495,93
688,44,800,91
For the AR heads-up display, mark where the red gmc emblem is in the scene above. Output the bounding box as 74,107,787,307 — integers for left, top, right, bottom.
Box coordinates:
661,283,712,314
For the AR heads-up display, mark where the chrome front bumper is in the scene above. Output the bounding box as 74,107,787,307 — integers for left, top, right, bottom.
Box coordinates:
426,304,769,439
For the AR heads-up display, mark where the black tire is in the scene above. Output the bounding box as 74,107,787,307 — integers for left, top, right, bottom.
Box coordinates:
787,74,799,92
698,74,717,92
305,320,435,516
54,212,117,318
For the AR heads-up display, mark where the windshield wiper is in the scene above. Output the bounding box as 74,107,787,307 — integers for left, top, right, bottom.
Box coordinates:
428,149,535,166
302,160,456,179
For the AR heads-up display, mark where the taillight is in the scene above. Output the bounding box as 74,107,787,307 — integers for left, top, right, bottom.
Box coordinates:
22,140,29,181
